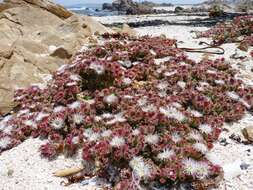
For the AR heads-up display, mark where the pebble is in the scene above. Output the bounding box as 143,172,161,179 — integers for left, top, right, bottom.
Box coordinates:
240,163,250,170
7,169,14,177
229,133,241,143
242,127,253,142
219,138,229,146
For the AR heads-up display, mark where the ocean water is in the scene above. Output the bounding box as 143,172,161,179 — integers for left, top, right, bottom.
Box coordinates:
65,3,192,17
66,3,118,17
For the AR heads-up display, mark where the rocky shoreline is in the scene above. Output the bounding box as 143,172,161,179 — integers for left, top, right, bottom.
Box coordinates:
102,0,170,15
103,12,253,28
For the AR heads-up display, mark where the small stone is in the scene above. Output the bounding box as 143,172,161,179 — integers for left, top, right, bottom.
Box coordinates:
229,134,241,143
242,127,253,142
160,34,167,39
240,163,250,170
222,128,229,132
7,169,14,177
238,42,249,52
220,138,229,146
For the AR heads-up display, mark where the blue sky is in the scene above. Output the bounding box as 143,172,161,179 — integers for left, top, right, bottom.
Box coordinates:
54,0,205,6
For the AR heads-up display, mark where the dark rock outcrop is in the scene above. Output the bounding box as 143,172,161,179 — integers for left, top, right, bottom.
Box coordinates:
102,0,167,15
111,0,136,12
102,3,113,10
175,6,184,13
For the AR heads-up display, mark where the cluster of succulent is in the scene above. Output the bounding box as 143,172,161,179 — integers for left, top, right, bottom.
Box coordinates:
197,15,253,46
1,33,253,189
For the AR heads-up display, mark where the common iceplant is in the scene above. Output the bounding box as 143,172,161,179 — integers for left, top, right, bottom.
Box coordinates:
0,32,252,189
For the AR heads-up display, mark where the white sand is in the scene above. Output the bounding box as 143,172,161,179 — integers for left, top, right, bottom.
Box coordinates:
0,138,103,190
0,14,253,190
94,13,208,25
209,114,253,190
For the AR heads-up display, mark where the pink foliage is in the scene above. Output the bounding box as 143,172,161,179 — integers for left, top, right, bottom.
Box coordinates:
0,33,252,188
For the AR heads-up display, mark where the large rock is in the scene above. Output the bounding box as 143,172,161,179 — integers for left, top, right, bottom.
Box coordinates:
0,0,113,115
102,0,162,15
112,0,135,12
102,3,113,10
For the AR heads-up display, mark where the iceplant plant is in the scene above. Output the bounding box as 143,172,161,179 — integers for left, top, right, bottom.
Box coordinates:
106,112,126,125
50,117,65,130
130,156,151,179
182,158,210,179
159,106,186,122
198,124,213,134
103,94,119,105
157,149,175,160
144,134,159,145
89,62,105,75
0,137,11,150
1,32,251,189
110,136,125,148
72,113,84,125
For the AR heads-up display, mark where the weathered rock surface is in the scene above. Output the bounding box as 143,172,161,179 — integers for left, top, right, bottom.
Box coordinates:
242,127,253,142
102,3,113,11
102,0,167,15
1,0,72,19
174,6,184,13
112,24,136,36
0,0,113,115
